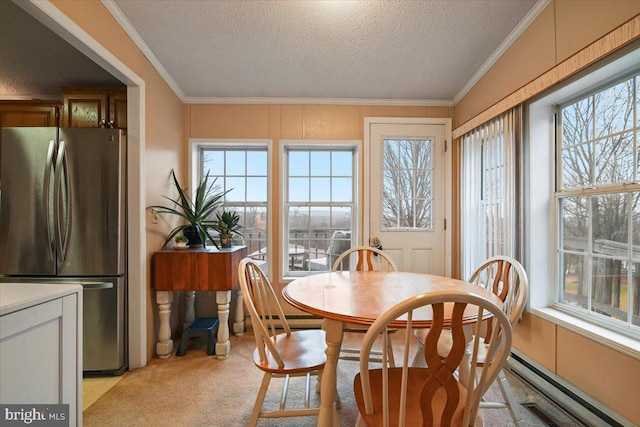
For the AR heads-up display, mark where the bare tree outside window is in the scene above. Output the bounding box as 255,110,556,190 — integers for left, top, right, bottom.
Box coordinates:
558,75,640,328
382,138,433,229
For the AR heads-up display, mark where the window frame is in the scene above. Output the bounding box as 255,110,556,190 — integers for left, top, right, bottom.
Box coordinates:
553,72,640,336
189,138,273,274
280,140,360,280
525,46,640,357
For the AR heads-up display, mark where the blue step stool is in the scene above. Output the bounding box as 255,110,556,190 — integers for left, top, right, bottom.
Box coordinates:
176,317,219,357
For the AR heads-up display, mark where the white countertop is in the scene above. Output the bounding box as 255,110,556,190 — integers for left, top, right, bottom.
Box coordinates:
0,282,82,316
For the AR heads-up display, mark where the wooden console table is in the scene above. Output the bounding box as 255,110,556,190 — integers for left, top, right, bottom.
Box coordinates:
152,246,247,359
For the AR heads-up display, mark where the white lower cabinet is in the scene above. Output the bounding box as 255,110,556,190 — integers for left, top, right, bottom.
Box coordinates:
0,283,82,426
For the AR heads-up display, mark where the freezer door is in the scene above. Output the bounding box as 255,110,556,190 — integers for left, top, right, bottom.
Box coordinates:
82,277,127,374
57,128,126,276
0,128,57,275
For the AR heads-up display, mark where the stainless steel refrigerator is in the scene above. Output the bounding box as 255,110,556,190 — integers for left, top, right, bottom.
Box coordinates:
0,127,127,375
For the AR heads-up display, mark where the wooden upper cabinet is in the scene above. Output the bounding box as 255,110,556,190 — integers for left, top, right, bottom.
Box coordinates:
0,101,61,177
61,87,126,129
109,89,127,129
0,101,60,128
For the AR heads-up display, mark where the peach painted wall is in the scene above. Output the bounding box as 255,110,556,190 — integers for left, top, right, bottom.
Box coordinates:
50,0,142,76
557,327,640,423
50,0,185,362
456,2,640,424
186,103,453,298
454,0,640,128
141,57,184,358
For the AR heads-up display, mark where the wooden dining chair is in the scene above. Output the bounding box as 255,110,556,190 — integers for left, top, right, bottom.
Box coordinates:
331,246,398,366
412,256,529,426
239,258,334,426
354,289,513,427
332,245,398,272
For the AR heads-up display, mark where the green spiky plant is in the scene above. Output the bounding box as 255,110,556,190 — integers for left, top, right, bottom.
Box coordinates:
149,170,229,249
213,210,243,248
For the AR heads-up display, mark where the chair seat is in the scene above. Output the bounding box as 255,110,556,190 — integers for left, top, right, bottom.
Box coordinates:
253,329,327,374
354,368,483,427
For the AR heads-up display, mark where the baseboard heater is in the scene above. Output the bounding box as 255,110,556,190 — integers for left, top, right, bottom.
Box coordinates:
245,315,323,331
508,350,634,427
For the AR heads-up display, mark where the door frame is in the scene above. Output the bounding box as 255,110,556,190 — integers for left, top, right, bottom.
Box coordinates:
363,117,452,277
20,0,147,369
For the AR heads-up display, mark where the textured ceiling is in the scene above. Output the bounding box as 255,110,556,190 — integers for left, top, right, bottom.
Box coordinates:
111,0,540,103
0,0,541,104
0,1,123,101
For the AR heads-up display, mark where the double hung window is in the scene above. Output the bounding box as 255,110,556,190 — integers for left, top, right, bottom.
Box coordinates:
556,72,640,332
199,143,270,272
282,142,358,277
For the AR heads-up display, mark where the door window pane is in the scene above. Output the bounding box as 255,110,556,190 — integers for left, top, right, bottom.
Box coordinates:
382,138,432,230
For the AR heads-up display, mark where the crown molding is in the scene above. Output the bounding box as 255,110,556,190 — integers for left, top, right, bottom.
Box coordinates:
102,0,186,100
453,0,551,104
183,96,454,106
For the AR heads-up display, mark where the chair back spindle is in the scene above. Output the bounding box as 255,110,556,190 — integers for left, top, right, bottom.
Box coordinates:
332,245,397,272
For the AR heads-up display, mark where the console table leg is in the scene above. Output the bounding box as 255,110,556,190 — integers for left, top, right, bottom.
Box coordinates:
156,291,174,358
215,290,231,359
233,286,244,336
184,291,196,329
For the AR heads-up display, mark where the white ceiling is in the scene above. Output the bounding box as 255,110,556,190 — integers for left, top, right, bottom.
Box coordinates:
108,0,543,104
1,0,544,105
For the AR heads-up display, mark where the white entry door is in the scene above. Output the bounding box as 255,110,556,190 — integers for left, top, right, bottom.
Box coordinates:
366,120,449,275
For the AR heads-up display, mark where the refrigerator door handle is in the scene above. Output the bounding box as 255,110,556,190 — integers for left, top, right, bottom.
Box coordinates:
54,140,72,263
44,139,56,259
82,282,114,290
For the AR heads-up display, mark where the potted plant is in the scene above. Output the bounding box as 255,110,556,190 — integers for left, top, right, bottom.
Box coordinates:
174,235,189,249
148,170,228,249
213,210,243,248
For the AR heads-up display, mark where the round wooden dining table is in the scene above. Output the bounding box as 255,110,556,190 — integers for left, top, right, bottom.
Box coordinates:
282,270,503,427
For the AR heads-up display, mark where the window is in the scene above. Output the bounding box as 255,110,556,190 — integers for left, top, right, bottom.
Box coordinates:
460,107,520,280
556,73,640,332
198,142,270,272
282,142,358,277
527,46,640,347
382,138,433,229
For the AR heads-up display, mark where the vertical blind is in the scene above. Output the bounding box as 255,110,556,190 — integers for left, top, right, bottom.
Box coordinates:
460,106,521,280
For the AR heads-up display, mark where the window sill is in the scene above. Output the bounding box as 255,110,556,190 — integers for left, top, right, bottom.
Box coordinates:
530,307,640,361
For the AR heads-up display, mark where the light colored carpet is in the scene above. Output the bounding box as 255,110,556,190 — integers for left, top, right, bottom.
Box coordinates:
83,332,582,426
